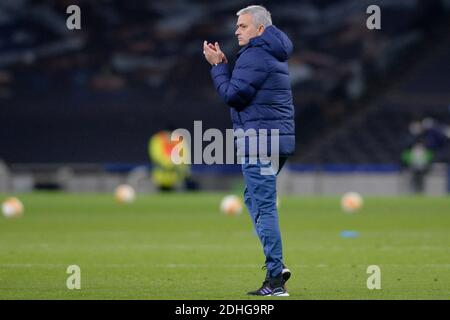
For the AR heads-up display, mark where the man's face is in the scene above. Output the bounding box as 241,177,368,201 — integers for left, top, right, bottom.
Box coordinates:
235,14,264,46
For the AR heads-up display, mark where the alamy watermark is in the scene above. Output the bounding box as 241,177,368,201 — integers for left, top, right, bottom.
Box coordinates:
66,5,81,30
66,265,81,290
366,265,381,290
170,121,280,175
367,5,381,30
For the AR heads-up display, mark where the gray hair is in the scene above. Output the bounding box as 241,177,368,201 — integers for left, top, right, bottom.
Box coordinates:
236,5,272,28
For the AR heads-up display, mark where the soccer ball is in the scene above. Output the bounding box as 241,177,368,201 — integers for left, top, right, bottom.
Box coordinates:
341,192,363,213
2,197,24,218
220,195,243,216
115,184,136,203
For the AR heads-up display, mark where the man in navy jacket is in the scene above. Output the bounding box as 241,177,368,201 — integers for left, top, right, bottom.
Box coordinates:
203,5,295,297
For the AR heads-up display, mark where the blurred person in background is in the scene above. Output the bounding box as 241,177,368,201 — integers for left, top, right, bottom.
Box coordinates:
148,130,191,192
402,138,434,194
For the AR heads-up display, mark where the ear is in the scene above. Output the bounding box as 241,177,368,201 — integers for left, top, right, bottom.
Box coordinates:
257,25,265,36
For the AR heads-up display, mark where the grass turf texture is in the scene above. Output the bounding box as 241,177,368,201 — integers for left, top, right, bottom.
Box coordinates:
0,192,449,299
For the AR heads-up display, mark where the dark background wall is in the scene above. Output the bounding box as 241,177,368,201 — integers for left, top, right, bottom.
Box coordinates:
1,0,449,164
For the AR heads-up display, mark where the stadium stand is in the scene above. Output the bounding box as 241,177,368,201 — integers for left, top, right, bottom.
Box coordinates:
0,0,449,165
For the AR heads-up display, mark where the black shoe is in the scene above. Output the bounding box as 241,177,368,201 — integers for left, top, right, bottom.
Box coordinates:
282,265,291,283
247,275,290,297
247,280,272,296
271,286,290,297
262,264,292,284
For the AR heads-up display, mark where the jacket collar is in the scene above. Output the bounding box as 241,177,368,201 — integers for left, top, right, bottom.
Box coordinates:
237,43,251,57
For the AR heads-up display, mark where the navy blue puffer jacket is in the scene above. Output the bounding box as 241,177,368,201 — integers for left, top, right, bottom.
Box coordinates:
210,25,295,156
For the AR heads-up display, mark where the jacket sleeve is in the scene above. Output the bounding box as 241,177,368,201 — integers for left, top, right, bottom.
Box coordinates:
210,49,268,109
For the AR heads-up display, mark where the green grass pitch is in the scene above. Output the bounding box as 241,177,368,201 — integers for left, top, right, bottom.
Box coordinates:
0,192,449,299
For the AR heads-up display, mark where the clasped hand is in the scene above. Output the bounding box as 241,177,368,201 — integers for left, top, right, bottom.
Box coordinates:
203,41,228,65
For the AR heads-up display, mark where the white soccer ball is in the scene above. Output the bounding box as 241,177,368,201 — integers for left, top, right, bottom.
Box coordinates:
2,197,24,218
341,192,363,213
115,184,136,203
220,195,243,216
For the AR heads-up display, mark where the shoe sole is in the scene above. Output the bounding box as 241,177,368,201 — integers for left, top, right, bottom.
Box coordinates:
248,292,290,297
272,292,290,297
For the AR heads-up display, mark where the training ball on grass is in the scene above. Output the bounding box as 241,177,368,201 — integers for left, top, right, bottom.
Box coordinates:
341,192,363,213
2,197,24,218
220,195,243,216
115,184,136,203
